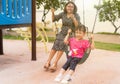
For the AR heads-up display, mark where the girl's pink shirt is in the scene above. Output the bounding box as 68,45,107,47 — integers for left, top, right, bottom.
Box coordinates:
68,38,90,58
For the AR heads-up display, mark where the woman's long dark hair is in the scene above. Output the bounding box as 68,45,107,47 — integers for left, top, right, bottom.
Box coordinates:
64,1,77,14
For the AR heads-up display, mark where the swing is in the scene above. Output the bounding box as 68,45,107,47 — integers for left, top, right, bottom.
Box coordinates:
79,0,101,64
41,0,101,64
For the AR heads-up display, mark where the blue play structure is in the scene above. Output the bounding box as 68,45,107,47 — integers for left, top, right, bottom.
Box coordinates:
0,0,36,60
0,0,32,25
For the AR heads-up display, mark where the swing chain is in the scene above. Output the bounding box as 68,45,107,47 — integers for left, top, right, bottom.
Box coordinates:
42,8,49,22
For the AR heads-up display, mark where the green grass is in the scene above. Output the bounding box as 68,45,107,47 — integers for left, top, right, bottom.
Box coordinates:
3,35,56,41
3,35,24,40
95,41,120,52
3,35,120,52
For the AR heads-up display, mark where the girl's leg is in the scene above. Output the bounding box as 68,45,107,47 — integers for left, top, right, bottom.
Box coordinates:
54,56,73,82
61,58,81,83
50,50,63,71
67,69,74,77
44,49,56,69
54,68,66,82
61,70,74,83
57,68,66,75
62,56,72,71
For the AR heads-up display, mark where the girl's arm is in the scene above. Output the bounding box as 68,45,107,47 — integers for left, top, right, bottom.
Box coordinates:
90,34,95,50
64,29,72,44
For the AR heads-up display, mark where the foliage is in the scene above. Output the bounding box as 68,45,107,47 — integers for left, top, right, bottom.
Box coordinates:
95,0,120,34
36,0,68,10
36,0,68,21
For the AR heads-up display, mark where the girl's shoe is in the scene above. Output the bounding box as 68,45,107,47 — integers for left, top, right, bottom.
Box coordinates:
61,79,69,84
54,74,63,82
61,75,72,84
44,62,50,70
61,78,71,84
54,77,61,82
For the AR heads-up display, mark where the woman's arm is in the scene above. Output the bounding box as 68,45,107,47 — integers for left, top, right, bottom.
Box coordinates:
51,8,63,22
70,13,80,27
71,14,79,27
51,8,55,22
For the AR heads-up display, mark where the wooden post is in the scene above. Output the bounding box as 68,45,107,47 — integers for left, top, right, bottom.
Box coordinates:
0,29,3,55
31,0,36,60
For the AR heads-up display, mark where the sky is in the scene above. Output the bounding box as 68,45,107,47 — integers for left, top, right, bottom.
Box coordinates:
74,0,103,32
75,0,99,11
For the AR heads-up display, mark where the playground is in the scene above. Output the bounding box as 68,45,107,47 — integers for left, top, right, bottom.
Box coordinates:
0,0,120,84
0,39,120,84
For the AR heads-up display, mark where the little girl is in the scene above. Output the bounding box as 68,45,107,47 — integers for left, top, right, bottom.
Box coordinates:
54,25,95,83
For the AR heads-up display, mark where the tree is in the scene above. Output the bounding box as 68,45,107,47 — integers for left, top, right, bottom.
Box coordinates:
95,0,120,34
36,0,68,22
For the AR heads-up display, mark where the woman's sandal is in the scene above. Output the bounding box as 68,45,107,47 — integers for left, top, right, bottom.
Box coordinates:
49,64,57,72
44,62,50,70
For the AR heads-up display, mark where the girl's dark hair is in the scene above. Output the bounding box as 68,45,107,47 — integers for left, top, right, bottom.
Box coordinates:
64,1,77,14
75,25,86,33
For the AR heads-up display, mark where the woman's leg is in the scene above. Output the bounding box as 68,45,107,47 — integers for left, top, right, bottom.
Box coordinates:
53,50,64,65
49,50,63,71
44,49,56,69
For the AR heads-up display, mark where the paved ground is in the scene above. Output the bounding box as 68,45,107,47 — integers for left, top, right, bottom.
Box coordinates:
94,34,120,44
0,40,120,84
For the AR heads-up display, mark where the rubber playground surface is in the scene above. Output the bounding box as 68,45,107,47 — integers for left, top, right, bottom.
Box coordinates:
0,39,120,84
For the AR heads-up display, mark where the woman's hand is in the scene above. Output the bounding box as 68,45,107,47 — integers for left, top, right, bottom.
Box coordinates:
69,14,79,27
69,14,75,20
51,8,55,13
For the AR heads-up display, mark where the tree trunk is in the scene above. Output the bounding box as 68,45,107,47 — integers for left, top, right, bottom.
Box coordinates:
111,22,119,34
114,28,118,34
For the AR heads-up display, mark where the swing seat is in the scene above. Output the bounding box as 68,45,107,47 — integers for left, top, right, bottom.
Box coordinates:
78,47,91,64
79,38,92,64
65,38,92,64
66,48,91,64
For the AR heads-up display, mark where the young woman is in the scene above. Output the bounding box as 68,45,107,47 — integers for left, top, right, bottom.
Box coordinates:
44,1,81,72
